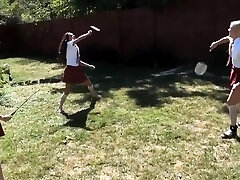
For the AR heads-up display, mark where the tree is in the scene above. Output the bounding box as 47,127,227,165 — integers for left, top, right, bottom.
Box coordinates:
0,0,181,24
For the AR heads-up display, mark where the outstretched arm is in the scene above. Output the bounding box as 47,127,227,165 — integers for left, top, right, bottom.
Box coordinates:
209,36,232,52
79,59,95,70
72,30,92,45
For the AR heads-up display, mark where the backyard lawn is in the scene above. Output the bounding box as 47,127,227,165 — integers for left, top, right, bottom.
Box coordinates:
0,57,239,180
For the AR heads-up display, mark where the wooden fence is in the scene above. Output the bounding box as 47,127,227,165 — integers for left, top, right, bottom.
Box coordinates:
0,0,240,67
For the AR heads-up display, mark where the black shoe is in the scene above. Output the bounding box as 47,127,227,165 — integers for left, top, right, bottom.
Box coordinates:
89,100,96,109
58,108,67,116
221,129,237,139
221,125,238,139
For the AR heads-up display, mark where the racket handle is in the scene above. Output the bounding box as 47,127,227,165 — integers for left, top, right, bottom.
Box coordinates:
10,110,17,116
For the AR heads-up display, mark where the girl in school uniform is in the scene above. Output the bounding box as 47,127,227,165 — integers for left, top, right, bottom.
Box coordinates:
58,30,100,113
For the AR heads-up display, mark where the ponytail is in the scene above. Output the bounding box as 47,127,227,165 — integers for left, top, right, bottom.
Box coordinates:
57,33,70,64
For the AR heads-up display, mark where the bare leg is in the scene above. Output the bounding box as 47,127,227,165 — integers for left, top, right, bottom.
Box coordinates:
227,83,240,126
228,105,238,126
58,83,71,113
0,163,4,180
83,80,100,100
221,83,240,138
227,83,240,105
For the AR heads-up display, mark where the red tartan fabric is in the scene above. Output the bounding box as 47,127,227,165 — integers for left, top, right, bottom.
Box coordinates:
230,66,240,87
62,65,88,84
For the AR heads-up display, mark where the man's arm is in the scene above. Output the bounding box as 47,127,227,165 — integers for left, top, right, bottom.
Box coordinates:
210,36,232,52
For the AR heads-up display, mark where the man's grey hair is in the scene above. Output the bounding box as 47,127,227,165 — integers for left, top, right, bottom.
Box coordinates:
230,20,240,28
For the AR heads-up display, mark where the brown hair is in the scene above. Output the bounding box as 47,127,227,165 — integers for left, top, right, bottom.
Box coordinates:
57,32,71,64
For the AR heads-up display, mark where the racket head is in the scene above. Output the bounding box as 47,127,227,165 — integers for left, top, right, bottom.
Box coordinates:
90,25,101,32
194,62,207,75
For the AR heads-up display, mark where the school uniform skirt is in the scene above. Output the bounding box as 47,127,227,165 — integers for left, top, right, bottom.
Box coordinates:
62,65,88,84
230,66,240,87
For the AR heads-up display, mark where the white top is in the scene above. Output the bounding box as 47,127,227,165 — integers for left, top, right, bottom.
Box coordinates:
66,40,80,66
232,37,240,68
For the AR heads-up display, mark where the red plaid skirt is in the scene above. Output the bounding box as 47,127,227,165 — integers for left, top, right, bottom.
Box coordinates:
62,65,88,84
230,66,240,87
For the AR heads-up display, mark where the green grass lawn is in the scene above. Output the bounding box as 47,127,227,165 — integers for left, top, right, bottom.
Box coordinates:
0,57,239,180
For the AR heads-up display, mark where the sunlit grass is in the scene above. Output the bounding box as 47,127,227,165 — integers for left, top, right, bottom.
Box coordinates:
0,57,239,179
0,57,64,82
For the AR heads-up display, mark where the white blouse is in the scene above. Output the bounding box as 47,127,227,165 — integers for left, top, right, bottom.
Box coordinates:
66,40,80,66
232,37,240,68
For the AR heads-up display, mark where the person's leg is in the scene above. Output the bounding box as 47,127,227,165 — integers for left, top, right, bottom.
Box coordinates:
83,79,100,100
221,83,240,138
0,163,4,180
59,83,71,113
236,103,240,112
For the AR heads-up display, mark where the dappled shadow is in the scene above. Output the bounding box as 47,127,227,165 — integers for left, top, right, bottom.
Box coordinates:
49,63,230,108
62,100,96,130
235,136,240,143
10,74,63,87
127,82,228,107
127,88,160,107
51,87,65,94
51,84,88,94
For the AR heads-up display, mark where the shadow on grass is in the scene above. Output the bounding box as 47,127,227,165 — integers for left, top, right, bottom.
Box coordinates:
50,64,229,108
235,136,240,143
62,100,96,130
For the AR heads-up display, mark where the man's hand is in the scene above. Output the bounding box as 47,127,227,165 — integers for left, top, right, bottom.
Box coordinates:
2,114,12,122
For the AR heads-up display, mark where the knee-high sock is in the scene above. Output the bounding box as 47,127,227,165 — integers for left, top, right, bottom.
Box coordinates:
59,93,68,110
228,105,238,126
88,85,97,97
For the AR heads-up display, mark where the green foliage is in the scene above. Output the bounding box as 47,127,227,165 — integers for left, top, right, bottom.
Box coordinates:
0,0,181,24
0,62,11,106
48,0,75,19
0,63,11,86
0,0,12,24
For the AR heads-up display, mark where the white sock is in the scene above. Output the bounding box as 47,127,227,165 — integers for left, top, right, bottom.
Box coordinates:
228,105,238,126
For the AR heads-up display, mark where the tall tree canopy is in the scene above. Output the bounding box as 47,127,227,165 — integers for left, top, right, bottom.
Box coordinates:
0,0,180,25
